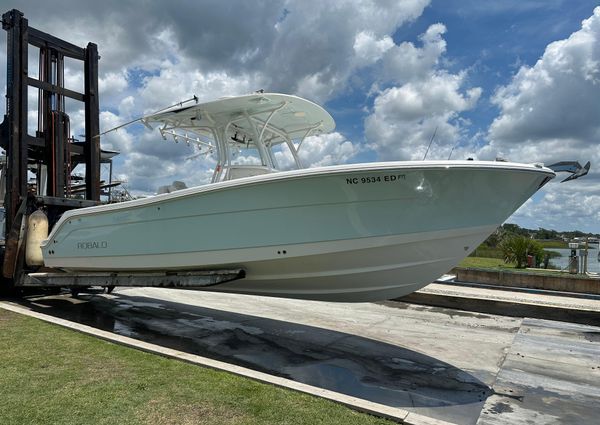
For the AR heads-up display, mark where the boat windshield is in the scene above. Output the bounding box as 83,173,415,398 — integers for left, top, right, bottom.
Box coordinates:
229,145,263,166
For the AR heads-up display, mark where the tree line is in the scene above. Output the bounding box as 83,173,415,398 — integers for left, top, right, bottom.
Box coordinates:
501,223,599,240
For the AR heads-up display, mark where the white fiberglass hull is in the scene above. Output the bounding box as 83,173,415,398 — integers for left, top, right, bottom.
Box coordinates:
41,161,554,302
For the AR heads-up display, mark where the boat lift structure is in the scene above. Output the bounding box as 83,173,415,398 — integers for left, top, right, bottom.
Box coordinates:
0,9,244,294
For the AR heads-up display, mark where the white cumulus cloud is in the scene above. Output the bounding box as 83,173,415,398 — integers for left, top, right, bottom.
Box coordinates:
486,6,600,166
365,24,482,160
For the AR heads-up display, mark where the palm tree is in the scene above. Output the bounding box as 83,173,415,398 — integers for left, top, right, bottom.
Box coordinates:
500,236,544,268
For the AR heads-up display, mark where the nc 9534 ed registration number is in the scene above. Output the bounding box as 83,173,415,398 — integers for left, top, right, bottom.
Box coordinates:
345,174,406,185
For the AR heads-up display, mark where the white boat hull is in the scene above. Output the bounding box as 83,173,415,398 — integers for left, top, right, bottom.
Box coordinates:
199,226,497,301
41,161,553,301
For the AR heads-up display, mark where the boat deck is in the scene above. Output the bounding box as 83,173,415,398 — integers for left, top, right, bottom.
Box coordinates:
3,286,599,424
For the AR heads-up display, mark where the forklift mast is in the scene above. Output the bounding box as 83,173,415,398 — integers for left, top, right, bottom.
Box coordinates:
0,9,101,283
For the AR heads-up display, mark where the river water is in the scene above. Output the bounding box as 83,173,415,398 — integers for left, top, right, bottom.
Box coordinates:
546,247,600,273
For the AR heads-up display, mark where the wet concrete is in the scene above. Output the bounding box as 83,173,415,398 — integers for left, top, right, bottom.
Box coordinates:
13,287,600,424
20,290,492,424
478,319,600,424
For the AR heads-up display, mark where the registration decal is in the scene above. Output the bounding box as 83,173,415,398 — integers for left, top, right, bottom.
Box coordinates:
345,174,406,185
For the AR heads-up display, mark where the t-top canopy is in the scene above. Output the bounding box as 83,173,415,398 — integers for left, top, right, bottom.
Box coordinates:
144,93,335,145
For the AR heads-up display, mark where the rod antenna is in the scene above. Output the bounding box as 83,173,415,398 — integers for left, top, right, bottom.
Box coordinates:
422,125,438,160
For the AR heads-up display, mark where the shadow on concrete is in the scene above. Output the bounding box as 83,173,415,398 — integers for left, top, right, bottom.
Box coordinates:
18,292,491,417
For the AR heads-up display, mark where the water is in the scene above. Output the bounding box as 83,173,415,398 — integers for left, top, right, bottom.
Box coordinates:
546,247,600,273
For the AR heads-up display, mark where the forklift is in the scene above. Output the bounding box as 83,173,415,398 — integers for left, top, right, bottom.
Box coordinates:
0,8,102,293
0,10,243,295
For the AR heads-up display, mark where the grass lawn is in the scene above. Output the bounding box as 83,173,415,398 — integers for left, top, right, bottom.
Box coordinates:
0,308,393,425
536,240,569,249
468,246,503,259
457,257,593,278
458,257,515,269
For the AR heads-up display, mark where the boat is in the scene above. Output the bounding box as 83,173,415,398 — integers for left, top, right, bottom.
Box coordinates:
40,93,556,302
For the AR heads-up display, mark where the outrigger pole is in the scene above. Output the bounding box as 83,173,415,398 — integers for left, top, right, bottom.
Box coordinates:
94,95,199,138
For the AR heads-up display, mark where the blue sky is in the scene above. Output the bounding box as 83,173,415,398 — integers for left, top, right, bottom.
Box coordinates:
1,0,600,232
331,1,599,155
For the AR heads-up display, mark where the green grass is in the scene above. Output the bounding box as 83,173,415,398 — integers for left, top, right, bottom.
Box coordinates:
468,246,504,259
457,257,596,278
459,257,515,269
536,240,569,249
0,309,393,425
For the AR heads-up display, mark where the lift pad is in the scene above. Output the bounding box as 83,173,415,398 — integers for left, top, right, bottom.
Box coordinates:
20,269,245,288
